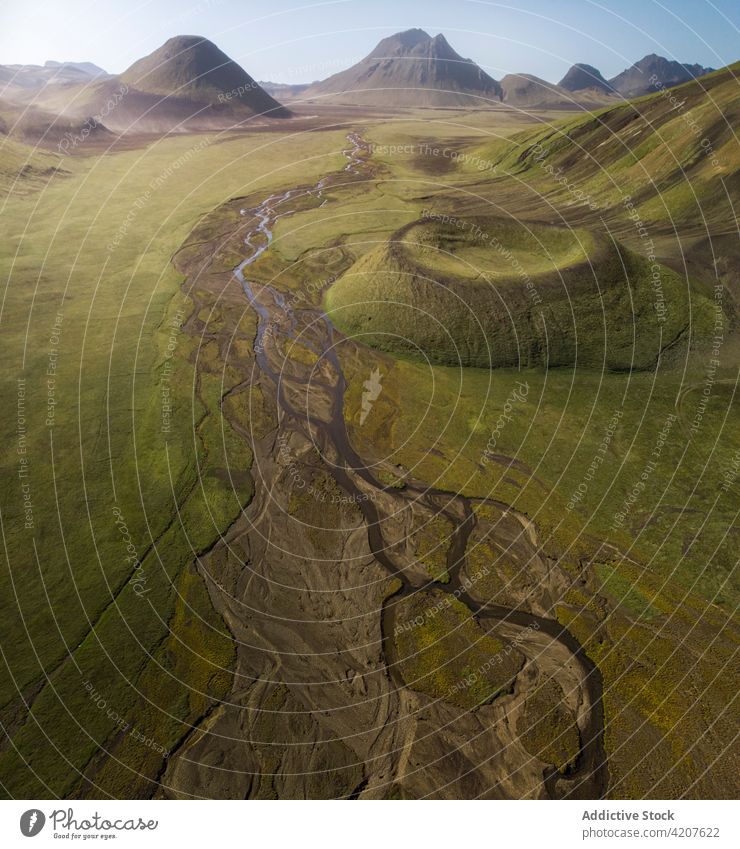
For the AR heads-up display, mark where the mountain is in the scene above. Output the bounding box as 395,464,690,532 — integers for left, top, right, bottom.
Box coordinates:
500,73,614,109
119,35,288,115
327,213,689,371
608,53,714,97
0,97,114,148
0,60,109,92
18,35,290,134
259,81,311,99
304,29,502,107
44,60,108,78
558,63,613,94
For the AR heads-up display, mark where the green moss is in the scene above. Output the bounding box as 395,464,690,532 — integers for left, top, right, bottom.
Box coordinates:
594,562,660,620
283,339,321,368
393,589,524,710
377,468,407,489
222,382,277,441
412,514,454,583
517,677,580,773
88,564,235,797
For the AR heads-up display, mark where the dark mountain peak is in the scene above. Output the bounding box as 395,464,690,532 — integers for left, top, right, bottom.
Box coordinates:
558,63,613,94
609,53,714,96
307,28,501,106
119,34,289,117
368,28,432,58
425,33,463,60
633,54,676,73
160,34,210,51
684,62,712,76
121,35,230,91
365,29,472,63
635,53,713,77
397,28,431,46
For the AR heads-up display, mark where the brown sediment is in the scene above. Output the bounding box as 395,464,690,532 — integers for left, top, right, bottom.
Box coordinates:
156,132,608,800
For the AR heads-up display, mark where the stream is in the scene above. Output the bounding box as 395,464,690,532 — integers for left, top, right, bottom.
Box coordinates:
231,132,608,799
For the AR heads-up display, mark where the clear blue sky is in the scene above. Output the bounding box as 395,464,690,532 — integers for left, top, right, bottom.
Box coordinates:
1,0,737,82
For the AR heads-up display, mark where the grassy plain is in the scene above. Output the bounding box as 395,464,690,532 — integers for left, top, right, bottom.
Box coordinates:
0,125,349,796
1,73,737,798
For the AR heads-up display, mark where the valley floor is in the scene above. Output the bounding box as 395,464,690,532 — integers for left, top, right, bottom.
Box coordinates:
0,90,737,798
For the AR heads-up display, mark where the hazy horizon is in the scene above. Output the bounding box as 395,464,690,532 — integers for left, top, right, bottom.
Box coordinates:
1,0,737,85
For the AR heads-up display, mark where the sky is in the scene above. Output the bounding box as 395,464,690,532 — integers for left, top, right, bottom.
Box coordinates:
0,0,737,83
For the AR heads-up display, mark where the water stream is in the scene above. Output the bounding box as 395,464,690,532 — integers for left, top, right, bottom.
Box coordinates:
231,133,608,799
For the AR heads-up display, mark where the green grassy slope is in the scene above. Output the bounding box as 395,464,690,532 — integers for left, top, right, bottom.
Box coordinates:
327,214,712,369
473,61,739,230
0,134,66,196
0,127,348,796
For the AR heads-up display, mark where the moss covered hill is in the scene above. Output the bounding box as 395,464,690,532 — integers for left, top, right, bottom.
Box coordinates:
0,133,62,196
326,214,707,370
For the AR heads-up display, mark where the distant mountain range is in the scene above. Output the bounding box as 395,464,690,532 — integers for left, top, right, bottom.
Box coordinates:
0,59,109,90
0,29,722,138
0,36,289,134
259,81,311,98
498,73,611,110
45,60,109,78
606,54,714,97
287,30,716,108
558,54,714,98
